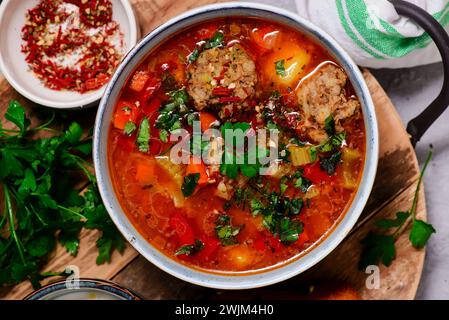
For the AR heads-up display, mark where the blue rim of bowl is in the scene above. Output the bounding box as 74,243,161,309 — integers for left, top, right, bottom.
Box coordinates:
93,2,379,289
24,278,142,300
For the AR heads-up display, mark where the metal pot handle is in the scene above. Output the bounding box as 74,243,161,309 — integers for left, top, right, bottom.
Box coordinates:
388,0,449,146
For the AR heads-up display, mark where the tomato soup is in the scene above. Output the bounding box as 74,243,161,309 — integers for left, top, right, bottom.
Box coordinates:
108,18,365,272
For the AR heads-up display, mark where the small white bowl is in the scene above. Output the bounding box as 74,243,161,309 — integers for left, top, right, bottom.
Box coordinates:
0,0,138,109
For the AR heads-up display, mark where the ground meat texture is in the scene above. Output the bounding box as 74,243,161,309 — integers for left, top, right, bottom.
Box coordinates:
296,64,360,143
187,44,257,117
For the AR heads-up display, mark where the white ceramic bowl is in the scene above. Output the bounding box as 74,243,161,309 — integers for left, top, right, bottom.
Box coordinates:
94,2,379,289
0,0,138,109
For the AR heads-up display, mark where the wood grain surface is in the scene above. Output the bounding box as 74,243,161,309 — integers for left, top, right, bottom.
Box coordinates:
0,0,426,300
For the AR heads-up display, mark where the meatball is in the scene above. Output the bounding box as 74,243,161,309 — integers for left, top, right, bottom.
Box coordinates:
296,64,360,143
187,44,257,118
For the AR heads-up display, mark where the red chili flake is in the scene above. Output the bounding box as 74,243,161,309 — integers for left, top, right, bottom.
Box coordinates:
212,86,232,96
218,96,242,103
21,0,124,93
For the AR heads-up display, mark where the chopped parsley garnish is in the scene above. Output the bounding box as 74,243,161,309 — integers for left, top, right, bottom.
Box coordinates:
293,172,312,193
359,149,435,269
188,47,200,63
231,185,305,245
324,115,335,136
123,121,137,136
136,117,150,152
275,60,286,77
175,239,204,256
204,31,224,49
155,88,192,142
215,215,242,246
219,122,267,179
319,151,342,175
181,173,200,197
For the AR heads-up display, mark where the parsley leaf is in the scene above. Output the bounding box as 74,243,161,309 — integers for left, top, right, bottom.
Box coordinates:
182,173,200,197
123,121,137,136
215,215,242,246
359,233,396,269
375,211,410,229
5,100,30,134
275,60,286,77
324,115,335,136
64,122,83,145
409,219,436,248
155,88,192,141
204,31,224,49
188,47,200,63
175,239,204,256
136,117,150,152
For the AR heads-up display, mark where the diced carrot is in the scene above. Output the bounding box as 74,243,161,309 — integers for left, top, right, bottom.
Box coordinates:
186,158,209,185
199,112,218,131
135,160,156,185
113,101,138,130
129,71,150,92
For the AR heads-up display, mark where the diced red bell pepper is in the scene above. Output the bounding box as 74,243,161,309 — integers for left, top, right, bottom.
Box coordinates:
197,235,220,260
253,234,283,252
142,98,161,116
116,134,135,153
169,213,195,246
303,161,334,184
149,138,162,156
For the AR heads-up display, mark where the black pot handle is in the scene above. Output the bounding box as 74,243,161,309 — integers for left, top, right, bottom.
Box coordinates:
388,0,449,147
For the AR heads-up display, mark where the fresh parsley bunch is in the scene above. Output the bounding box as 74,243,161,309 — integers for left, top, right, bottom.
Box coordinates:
0,101,124,288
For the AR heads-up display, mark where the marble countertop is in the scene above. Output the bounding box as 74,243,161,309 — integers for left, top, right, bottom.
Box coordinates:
252,0,448,299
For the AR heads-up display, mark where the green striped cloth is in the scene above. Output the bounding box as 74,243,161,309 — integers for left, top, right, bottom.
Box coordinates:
295,0,449,68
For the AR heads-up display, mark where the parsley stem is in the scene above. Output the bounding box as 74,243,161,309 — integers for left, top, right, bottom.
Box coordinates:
2,183,26,265
30,112,55,132
0,128,21,133
57,205,86,220
393,149,433,239
410,150,432,219
9,188,47,226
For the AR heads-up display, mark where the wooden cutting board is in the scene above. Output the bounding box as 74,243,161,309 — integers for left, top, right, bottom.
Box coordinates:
0,0,427,300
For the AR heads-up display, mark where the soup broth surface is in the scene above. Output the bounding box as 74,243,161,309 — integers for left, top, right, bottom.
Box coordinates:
108,18,366,272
